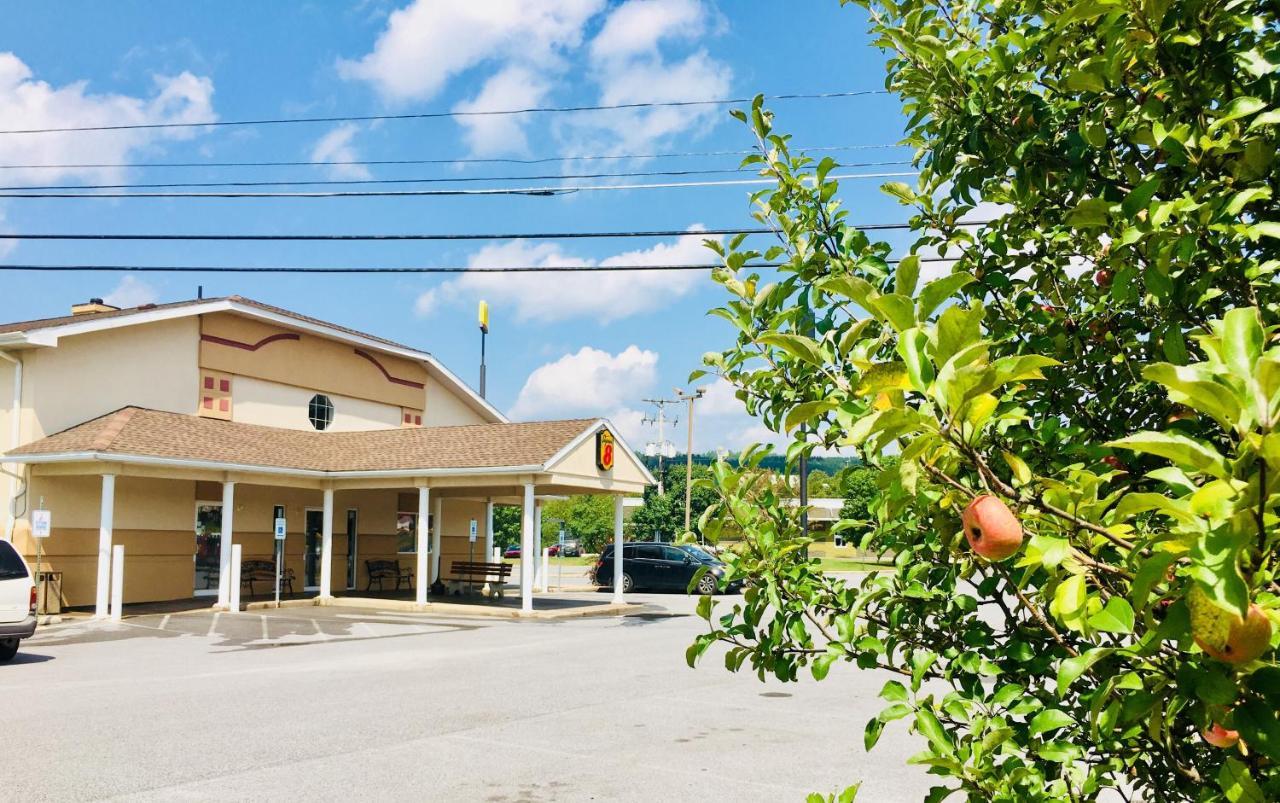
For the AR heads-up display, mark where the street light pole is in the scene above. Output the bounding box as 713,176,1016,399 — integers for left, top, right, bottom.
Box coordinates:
478,300,489,398
675,387,705,539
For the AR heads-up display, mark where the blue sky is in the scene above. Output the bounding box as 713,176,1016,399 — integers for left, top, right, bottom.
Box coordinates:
0,1,913,452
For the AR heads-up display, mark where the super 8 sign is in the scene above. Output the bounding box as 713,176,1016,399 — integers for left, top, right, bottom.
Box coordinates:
596,430,615,472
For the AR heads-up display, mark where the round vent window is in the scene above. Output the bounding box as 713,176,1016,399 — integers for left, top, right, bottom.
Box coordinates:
308,394,334,431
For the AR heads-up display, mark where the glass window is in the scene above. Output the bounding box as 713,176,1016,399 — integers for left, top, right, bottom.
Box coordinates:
636,545,663,560
0,540,28,581
621,545,638,560
397,513,432,554
662,546,689,562
308,394,334,431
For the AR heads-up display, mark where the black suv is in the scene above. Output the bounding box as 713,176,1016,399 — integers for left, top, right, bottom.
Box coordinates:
592,542,736,594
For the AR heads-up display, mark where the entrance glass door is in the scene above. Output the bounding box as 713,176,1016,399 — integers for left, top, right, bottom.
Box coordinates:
195,503,222,596
345,510,358,590
304,509,324,589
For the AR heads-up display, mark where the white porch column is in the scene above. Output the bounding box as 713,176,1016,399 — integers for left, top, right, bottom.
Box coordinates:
483,499,494,562
431,495,443,583
109,544,124,621
319,488,334,598
612,495,625,604
415,486,430,605
217,481,235,608
94,474,115,618
521,483,535,613
533,501,543,591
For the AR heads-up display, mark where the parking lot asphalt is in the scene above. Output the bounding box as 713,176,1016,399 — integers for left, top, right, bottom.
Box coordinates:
6,590,934,802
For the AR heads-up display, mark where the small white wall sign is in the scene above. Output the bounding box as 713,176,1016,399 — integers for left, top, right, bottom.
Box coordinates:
469,518,478,542
274,517,287,540
32,509,52,538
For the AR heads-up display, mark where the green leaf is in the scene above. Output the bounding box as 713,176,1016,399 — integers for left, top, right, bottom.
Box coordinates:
1057,648,1113,695
914,709,954,755
1121,176,1161,218
1222,307,1264,382
1106,432,1230,479
1029,708,1075,737
917,272,974,320
1086,597,1135,634
1064,71,1105,93
785,400,838,433
882,181,916,203
896,254,920,297
1142,363,1238,429
1218,757,1265,803
1066,197,1112,227
757,333,825,366
864,717,884,751
880,679,909,703
1210,97,1266,132
873,293,918,332
896,327,934,393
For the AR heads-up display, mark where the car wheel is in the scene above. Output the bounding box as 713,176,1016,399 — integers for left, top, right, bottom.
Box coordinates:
621,572,635,593
0,638,18,662
696,573,719,596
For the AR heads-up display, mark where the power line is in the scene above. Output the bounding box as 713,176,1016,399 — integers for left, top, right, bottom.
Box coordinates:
0,161,914,192
0,143,906,172
0,220,993,242
0,171,918,199
0,90,890,136
0,257,954,274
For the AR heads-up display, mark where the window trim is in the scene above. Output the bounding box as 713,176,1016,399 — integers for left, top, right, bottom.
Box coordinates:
307,393,334,431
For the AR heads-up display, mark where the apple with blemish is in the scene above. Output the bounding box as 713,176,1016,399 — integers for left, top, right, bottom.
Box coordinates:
962,495,1024,561
1202,722,1240,749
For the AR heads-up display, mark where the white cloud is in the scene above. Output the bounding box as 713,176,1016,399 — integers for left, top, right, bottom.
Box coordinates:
510,345,658,420
103,276,159,308
337,0,603,103
453,65,552,156
589,0,709,59
413,228,718,323
0,52,215,185
309,123,371,180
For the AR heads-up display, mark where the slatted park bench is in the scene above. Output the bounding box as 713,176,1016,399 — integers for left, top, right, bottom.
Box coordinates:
240,559,294,596
446,561,512,597
365,559,414,591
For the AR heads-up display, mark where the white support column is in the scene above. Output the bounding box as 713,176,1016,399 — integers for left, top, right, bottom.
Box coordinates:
416,486,430,605
533,501,543,592
217,481,235,608
484,499,494,562
431,495,443,583
521,483,535,613
229,544,242,612
612,496,625,604
94,474,115,619
319,488,334,598
109,544,124,622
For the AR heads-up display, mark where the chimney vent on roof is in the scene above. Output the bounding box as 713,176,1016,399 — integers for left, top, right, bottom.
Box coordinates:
71,298,120,316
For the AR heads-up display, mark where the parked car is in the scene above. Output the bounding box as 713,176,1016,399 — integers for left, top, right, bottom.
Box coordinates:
592,542,738,595
559,539,582,557
546,544,560,557
0,539,37,662
503,546,521,559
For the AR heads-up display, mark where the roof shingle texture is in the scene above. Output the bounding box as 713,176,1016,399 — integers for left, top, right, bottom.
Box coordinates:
8,408,597,473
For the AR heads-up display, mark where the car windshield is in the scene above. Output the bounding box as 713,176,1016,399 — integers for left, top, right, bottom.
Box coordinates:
681,546,719,563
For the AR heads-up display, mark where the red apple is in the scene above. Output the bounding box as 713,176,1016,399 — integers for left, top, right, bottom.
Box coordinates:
1094,269,1113,287
1203,722,1240,749
962,495,1024,561
1102,455,1125,470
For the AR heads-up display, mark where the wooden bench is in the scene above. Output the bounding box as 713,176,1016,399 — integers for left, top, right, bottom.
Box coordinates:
445,561,512,597
366,559,414,592
240,559,294,596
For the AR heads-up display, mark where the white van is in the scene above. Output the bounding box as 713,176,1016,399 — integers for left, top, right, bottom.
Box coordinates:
0,539,36,662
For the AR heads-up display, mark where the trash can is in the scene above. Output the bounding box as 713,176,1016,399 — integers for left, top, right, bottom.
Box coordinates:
36,571,62,615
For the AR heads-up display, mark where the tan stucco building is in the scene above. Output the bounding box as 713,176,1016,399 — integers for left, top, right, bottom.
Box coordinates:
0,295,651,615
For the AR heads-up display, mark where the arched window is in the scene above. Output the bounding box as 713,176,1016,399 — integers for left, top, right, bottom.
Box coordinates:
308,394,334,431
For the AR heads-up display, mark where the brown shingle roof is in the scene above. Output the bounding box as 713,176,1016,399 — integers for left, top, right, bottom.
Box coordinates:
7,407,598,474
0,295,425,354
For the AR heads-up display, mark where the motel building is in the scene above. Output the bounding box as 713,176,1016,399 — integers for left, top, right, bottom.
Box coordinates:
0,295,652,616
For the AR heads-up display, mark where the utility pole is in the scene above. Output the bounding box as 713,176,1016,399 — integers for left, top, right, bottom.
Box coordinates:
641,398,679,495
675,387,705,539
478,300,489,398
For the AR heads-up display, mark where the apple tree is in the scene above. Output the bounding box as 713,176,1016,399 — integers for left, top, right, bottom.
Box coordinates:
685,1,1280,800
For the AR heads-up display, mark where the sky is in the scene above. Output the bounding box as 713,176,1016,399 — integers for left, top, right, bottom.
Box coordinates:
0,0,915,455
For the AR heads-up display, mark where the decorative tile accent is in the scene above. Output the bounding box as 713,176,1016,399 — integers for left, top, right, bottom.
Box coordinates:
198,372,233,420
401,407,424,428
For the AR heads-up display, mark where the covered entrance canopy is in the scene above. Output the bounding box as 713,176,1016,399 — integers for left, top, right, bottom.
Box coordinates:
4,407,652,615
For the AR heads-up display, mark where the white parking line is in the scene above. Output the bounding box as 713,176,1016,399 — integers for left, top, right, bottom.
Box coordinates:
205,612,220,638
158,615,171,631
260,615,269,641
